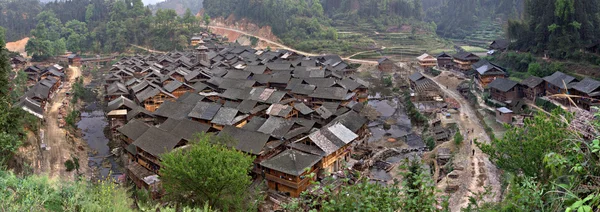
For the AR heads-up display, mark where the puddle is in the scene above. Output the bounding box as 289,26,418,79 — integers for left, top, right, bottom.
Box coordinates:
370,167,392,182
77,101,120,180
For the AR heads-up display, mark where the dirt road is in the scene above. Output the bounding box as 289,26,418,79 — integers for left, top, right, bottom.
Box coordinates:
425,71,501,211
37,66,88,180
207,26,379,65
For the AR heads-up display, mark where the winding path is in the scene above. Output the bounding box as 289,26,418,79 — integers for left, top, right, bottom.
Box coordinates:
208,25,379,64
423,70,501,211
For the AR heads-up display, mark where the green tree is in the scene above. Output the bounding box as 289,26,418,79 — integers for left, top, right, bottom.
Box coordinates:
399,159,449,211
203,14,211,28
454,131,464,145
160,133,254,210
479,110,570,183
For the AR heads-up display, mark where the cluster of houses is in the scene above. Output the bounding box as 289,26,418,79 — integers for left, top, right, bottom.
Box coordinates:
108,35,370,198
489,71,600,123
16,64,66,119
415,42,600,124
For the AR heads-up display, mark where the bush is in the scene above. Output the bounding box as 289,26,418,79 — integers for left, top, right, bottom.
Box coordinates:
65,110,80,128
454,131,464,145
382,76,393,87
425,136,436,151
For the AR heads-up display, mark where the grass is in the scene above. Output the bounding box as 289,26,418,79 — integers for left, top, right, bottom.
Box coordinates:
461,46,488,53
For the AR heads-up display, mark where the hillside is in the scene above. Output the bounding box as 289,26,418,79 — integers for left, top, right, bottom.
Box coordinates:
149,0,203,15
204,0,451,59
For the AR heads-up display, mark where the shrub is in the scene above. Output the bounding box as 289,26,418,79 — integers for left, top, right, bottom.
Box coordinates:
454,131,464,145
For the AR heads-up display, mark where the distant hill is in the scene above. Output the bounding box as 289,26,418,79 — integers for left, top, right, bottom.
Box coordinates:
149,0,203,16
142,0,165,5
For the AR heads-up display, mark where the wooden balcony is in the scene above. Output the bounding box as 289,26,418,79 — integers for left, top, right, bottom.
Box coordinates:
265,173,312,189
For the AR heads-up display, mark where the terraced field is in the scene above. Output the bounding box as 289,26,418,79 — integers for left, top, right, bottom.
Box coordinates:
332,21,454,61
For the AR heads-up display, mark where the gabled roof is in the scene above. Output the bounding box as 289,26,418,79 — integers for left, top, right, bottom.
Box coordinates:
188,102,222,120
473,60,506,76
488,78,518,92
117,119,150,141
328,110,367,133
437,52,452,58
409,72,425,82
543,71,577,89
160,118,211,141
337,78,362,91
266,104,293,117
242,117,267,131
453,52,480,61
107,96,137,111
257,116,295,138
133,127,181,157
310,87,348,100
219,126,271,155
260,149,321,176
153,101,195,120
520,76,544,88
237,99,258,114
308,123,357,155
572,78,600,94
211,107,239,125
294,103,314,115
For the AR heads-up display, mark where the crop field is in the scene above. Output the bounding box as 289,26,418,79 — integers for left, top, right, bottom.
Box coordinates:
331,21,454,61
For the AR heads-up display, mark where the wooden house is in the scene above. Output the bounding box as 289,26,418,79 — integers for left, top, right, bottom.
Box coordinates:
436,52,453,69
496,107,513,124
219,126,282,174
409,72,440,102
543,71,578,96
68,54,81,66
191,36,204,46
23,65,44,85
377,57,395,72
11,56,27,69
473,60,507,88
260,149,321,197
488,78,521,103
417,53,437,68
136,88,176,112
571,78,600,111
489,39,510,51
452,52,480,71
163,81,194,98
292,123,358,174
519,76,545,100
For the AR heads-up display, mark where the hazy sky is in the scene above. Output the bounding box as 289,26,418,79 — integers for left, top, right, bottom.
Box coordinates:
142,0,165,5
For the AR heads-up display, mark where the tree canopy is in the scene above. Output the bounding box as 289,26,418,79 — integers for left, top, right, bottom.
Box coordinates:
160,133,255,211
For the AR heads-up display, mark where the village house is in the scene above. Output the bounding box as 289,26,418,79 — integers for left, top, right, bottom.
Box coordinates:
543,72,578,103
519,76,545,100
473,60,507,88
10,56,27,69
488,78,521,103
409,72,441,102
416,53,437,68
68,54,82,66
105,35,371,197
436,52,453,69
489,39,510,51
260,149,321,197
571,78,600,111
495,107,513,124
453,52,480,71
377,57,396,73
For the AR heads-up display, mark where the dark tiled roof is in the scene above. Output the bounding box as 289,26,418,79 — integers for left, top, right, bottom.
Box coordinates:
219,126,271,155
107,96,137,111
488,78,518,92
453,52,480,61
572,78,600,94
133,127,181,157
543,72,576,89
310,87,348,100
117,119,150,141
242,117,267,131
188,102,222,120
211,107,238,125
259,149,321,176
258,116,295,138
294,103,314,115
409,72,425,82
520,76,544,88
328,111,367,133
153,101,195,120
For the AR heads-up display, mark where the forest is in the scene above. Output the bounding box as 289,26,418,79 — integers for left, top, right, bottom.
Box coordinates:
1,0,203,59
508,0,600,59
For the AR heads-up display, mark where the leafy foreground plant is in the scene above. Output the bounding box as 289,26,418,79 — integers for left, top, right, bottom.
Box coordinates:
473,109,600,211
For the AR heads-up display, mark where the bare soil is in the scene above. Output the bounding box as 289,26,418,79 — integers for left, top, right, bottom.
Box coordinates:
5,37,29,55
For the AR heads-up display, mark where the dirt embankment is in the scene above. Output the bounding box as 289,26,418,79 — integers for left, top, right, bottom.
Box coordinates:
205,14,281,49
6,37,29,56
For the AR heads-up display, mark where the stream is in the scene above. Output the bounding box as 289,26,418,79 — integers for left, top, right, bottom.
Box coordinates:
76,84,121,180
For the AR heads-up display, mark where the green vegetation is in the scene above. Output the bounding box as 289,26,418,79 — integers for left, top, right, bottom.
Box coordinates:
425,136,436,151
19,0,204,60
487,52,567,80
149,0,204,15
403,93,428,126
160,133,256,211
477,109,600,210
424,0,522,40
453,131,463,145
285,159,447,211
460,46,487,53
0,27,29,167
508,0,600,60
